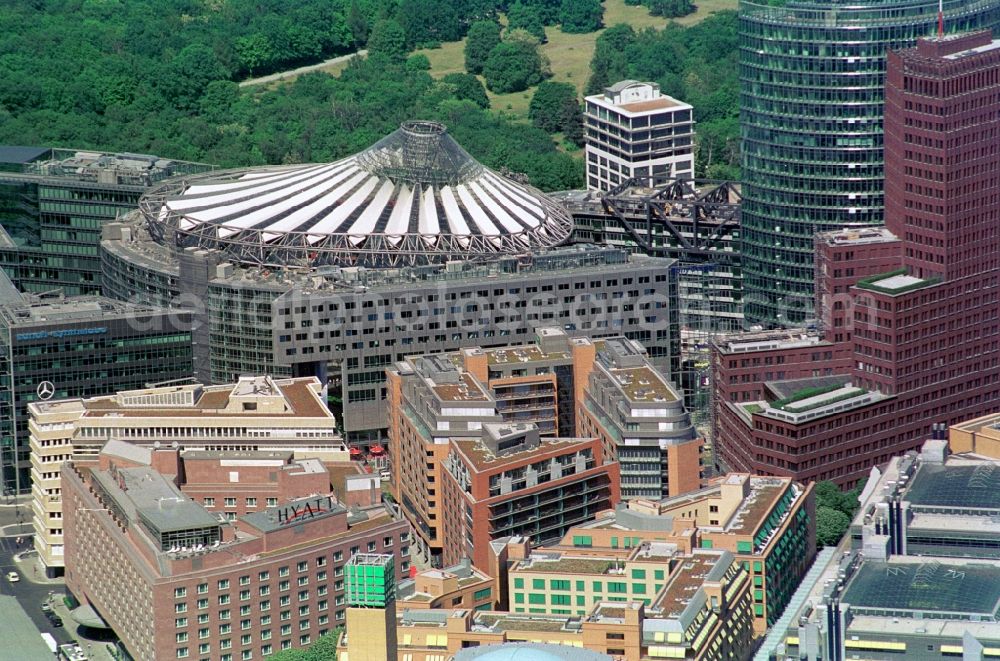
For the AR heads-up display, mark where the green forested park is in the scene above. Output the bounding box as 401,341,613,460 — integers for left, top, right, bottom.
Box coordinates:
0,0,739,190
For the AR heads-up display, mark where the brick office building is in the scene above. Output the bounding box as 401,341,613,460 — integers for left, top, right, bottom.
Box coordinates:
31,375,348,576
713,31,1000,486
62,443,410,661
814,227,903,345
387,328,698,567
558,474,814,634
711,330,852,475
439,422,619,570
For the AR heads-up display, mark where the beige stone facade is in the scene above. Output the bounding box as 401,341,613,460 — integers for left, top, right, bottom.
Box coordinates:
30,375,347,575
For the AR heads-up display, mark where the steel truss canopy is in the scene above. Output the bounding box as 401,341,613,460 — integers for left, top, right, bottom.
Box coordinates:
601,177,741,265
140,121,573,268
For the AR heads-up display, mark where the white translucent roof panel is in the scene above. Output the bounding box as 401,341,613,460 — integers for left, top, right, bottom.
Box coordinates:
177,163,332,202
455,184,500,237
306,175,379,244
346,179,396,244
478,177,541,229
385,184,415,238
418,186,440,237
169,163,340,214
182,168,341,224
467,181,524,234
255,165,366,237
183,166,306,195
483,171,545,219
212,163,359,238
439,186,471,238
238,166,304,180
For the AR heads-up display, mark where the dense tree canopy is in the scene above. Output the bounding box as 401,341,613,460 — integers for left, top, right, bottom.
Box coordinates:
647,0,696,17
559,0,605,33
347,0,371,46
367,18,409,63
813,479,866,548
269,630,341,660
626,0,697,17
529,81,583,145
396,0,465,47
507,2,548,42
0,0,372,88
464,20,503,74
483,37,546,93
442,73,491,109
586,24,637,95
523,0,564,25
0,4,579,193
406,53,432,71
814,481,857,515
816,506,852,547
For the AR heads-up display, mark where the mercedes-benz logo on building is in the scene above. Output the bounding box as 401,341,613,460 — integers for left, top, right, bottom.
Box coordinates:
36,381,55,401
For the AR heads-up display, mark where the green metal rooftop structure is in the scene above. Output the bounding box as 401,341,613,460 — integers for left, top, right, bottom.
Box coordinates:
738,0,1000,326
903,463,1000,510
346,553,395,608
842,560,1000,620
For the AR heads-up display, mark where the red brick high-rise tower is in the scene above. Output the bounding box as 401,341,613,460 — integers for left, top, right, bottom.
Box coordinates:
714,31,1000,485
885,31,1000,282
860,30,1000,398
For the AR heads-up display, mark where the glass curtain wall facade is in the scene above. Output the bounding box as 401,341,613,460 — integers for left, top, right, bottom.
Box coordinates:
0,149,212,296
739,0,1000,326
0,309,193,494
14,184,140,295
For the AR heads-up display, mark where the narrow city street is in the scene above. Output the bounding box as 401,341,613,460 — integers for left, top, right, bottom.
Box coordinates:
0,536,120,660
0,537,74,647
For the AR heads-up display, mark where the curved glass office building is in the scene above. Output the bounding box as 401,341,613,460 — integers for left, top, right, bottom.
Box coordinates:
739,0,1000,326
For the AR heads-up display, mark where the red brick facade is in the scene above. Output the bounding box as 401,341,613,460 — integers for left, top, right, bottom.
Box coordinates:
815,229,903,344
886,31,1000,282
438,435,619,570
63,450,410,661
714,32,1000,486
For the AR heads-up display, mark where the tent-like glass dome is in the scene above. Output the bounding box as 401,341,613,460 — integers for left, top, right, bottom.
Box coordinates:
140,121,573,268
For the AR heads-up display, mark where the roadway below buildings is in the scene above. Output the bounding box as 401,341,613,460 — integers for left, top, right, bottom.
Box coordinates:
238,50,367,87
0,495,31,529
0,538,119,660
0,537,74,648
1,522,34,536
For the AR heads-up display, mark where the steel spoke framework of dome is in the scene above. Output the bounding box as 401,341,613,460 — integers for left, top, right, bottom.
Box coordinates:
140,121,573,268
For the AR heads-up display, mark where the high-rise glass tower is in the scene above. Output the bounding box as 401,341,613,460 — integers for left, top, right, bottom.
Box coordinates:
739,0,1000,326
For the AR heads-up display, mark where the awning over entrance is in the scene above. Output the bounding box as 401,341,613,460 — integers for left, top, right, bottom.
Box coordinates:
69,604,112,629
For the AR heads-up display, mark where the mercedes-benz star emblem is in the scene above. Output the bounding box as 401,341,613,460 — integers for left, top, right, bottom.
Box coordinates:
36,381,55,401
